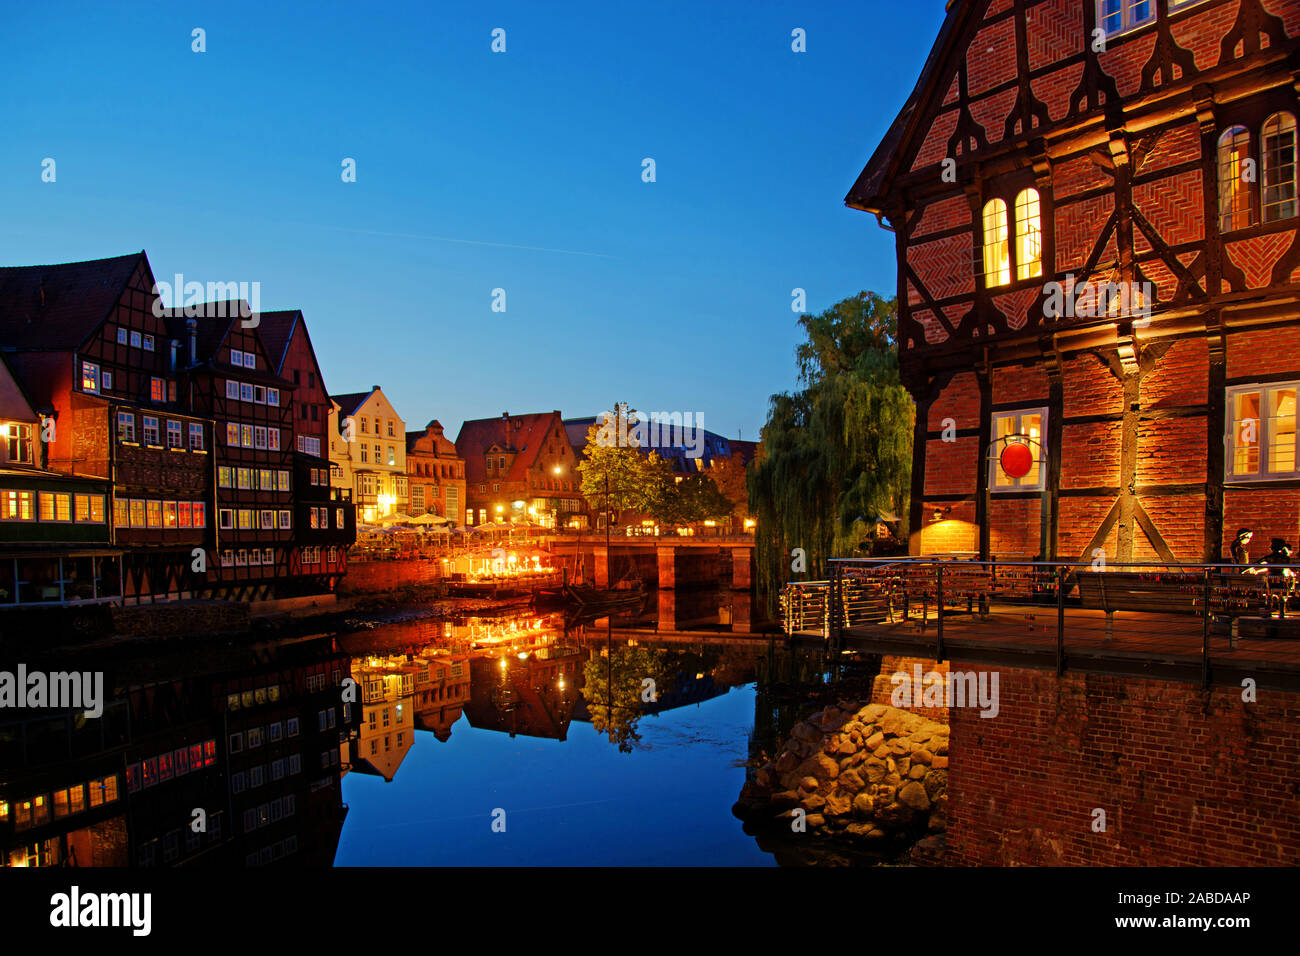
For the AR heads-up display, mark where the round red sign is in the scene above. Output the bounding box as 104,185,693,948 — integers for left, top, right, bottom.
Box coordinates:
1000,442,1034,479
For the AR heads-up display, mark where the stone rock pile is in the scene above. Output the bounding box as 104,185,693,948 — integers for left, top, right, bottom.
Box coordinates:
734,700,949,844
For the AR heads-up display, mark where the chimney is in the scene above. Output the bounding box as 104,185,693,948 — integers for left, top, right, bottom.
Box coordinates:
187,318,197,366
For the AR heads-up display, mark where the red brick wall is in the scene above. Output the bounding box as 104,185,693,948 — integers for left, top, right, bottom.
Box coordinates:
338,557,441,595
1142,338,1208,408
924,436,979,497
1223,488,1300,559
1058,497,1118,560
989,497,1040,559
919,501,977,554
870,655,952,723
945,665,1300,866
1061,420,1122,489
991,363,1049,407
1135,418,1206,485
1226,327,1300,379
1062,354,1123,417
928,372,981,431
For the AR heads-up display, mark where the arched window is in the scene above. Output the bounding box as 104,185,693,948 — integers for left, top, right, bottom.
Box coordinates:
1262,112,1297,223
1014,188,1043,280
982,198,1010,288
1218,125,1253,232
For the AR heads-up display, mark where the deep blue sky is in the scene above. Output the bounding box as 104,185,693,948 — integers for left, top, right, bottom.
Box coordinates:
1,0,946,440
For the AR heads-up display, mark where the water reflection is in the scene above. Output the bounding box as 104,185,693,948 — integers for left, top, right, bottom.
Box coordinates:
0,588,862,866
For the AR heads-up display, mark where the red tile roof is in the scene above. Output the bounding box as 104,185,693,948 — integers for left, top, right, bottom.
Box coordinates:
455,412,563,485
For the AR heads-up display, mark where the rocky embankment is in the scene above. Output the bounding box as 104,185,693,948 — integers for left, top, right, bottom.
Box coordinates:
734,700,949,846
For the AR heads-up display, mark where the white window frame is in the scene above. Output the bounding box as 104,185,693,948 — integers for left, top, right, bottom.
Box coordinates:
989,406,1048,493
1226,382,1300,481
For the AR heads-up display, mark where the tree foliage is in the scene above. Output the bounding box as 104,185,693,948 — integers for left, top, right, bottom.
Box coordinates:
577,405,663,522
747,291,914,603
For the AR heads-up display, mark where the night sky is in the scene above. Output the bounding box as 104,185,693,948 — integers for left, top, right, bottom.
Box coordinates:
0,0,947,440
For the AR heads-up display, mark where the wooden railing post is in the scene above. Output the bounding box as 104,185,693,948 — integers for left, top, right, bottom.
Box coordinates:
1202,566,1212,689
935,563,945,663
1056,564,1066,675
829,564,842,654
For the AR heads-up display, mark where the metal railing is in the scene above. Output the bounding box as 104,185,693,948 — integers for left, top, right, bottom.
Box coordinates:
779,557,1297,687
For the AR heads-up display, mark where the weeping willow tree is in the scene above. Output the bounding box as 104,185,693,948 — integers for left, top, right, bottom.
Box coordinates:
748,291,914,604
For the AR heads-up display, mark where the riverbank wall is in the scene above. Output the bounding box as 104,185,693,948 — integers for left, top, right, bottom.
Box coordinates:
876,654,1300,866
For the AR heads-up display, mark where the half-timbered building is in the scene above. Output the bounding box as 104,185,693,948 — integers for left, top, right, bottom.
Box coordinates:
258,309,355,590
848,0,1300,564
0,252,211,603
169,305,297,598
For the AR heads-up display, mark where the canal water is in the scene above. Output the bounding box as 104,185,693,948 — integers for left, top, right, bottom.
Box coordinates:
0,588,864,867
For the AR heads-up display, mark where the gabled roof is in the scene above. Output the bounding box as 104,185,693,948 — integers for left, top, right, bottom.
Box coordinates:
0,252,147,350
455,411,562,485
0,353,39,423
406,420,460,459
845,0,974,212
331,389,375,419
255,309,300,374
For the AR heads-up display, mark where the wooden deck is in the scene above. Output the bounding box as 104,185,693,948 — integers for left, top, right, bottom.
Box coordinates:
791,603,1300,690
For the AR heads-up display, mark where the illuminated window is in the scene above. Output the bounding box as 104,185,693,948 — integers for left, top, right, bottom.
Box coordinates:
226,422,240,446
151,377,166,402
981,199,1010,287
1219,126,1253,232
1098,0,1154,36
990,407,1047,492
81,362,100,394
1014,189,1042,280
4,423,33,463
1228,383,1299,480
1262,113,1298,223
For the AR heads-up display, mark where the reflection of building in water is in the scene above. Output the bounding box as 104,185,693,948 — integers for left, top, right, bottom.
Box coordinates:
342,657,416,782
462,614,584,740
0,637,355,867
409,649,472,741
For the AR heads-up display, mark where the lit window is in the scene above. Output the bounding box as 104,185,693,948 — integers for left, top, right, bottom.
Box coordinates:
117,411,136,443
1098,0,1154,36
1262,112,1298,223
1228,383,1299,480
151,378,165,402
1014,189,1042,280
981,199,1010,288
990,408,1047,492
227,422,240,446
1219,126,1253,232
81,362,100,394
